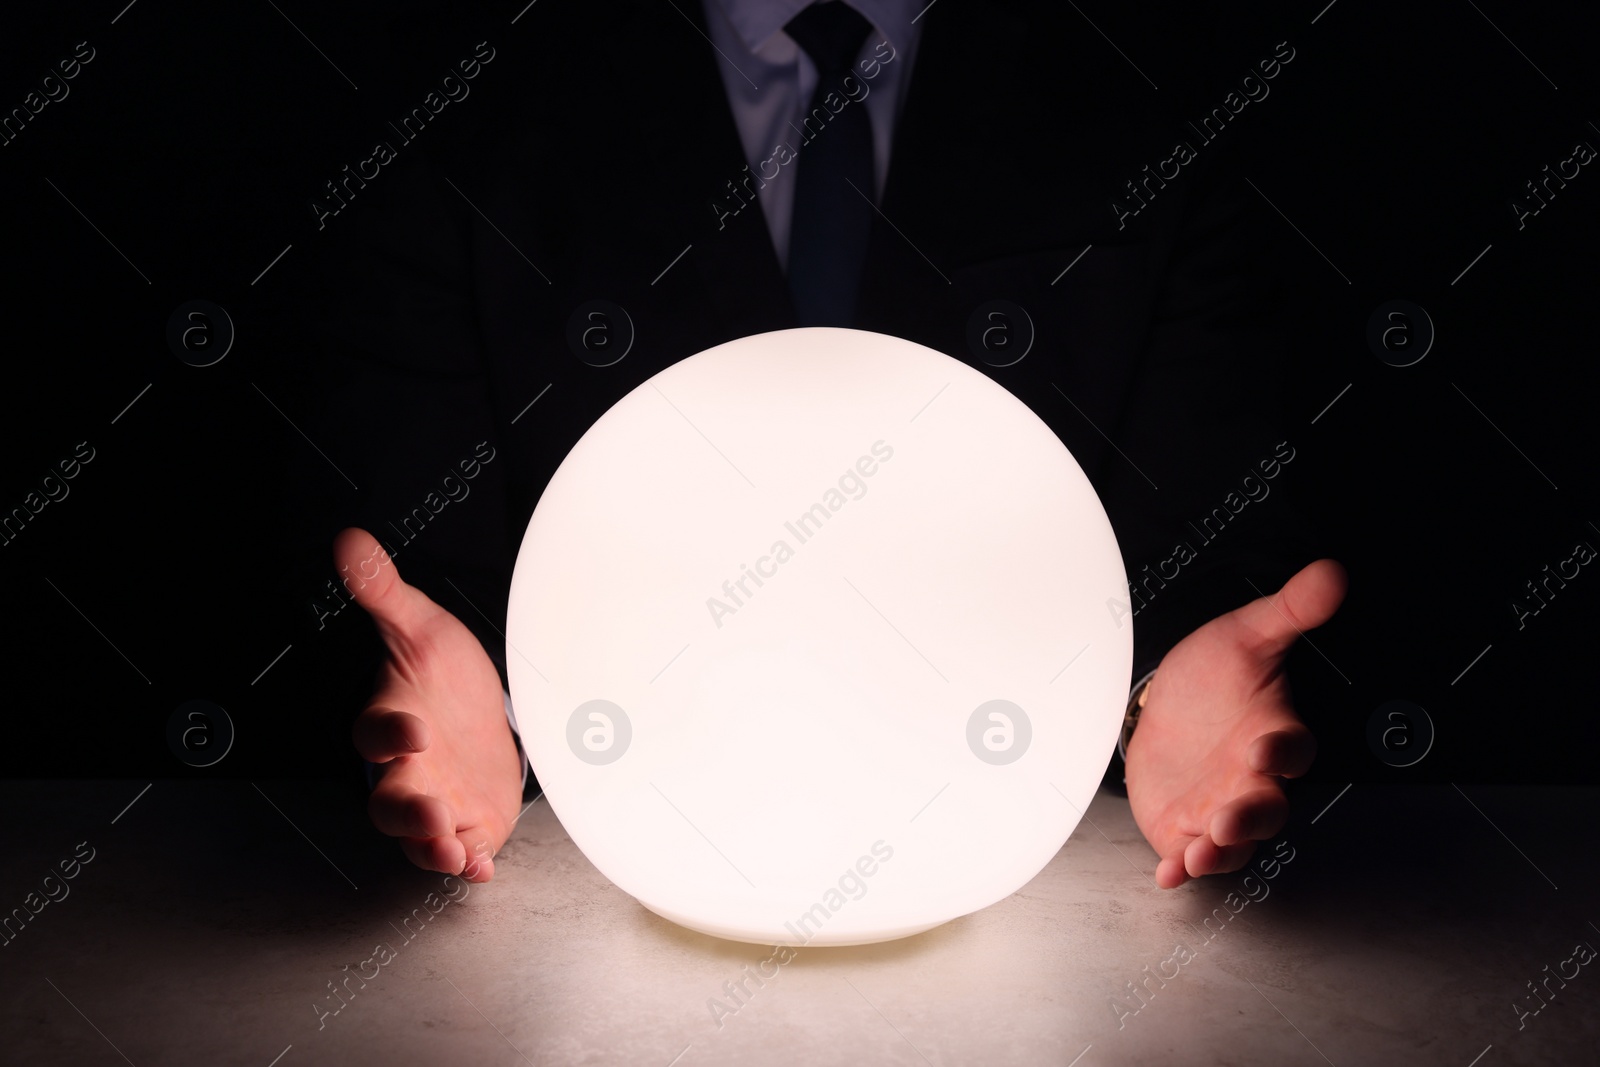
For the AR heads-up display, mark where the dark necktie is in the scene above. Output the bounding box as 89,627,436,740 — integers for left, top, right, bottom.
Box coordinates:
784,1,876,328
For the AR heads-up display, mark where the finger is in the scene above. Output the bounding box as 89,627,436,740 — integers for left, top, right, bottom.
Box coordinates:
1209,788,1289,847
458,833,497,882
1184,836,1258,878
353,707,431,763
1249,727,1317,778
368,759,455,839
332,527,436,643
1156,836,1198,889
1232,558,1349,658
400,835,468,876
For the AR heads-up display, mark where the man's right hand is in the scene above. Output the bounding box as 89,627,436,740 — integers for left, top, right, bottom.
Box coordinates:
334,528,525,882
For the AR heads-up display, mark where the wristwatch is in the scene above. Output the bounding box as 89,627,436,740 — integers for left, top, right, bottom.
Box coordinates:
1117,669,1156,764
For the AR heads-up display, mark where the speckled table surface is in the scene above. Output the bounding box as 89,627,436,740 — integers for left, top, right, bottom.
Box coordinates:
1,779,1594,1066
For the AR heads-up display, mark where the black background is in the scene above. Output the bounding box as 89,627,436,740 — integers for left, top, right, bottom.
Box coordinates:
1,0,1595,783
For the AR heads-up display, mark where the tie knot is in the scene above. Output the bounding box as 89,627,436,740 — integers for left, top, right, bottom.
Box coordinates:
784,1,875,78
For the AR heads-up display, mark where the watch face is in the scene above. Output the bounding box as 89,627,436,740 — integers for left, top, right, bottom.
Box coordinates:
508,327,1131,945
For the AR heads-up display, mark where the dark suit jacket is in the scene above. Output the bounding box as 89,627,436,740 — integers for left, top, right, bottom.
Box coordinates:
289,0,1315,784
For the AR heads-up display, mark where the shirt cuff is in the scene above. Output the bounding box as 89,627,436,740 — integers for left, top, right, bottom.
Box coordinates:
1116,668,1159,766
504,688,530,789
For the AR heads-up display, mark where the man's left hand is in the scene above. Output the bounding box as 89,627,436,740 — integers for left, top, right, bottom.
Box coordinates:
1126,559,1349,888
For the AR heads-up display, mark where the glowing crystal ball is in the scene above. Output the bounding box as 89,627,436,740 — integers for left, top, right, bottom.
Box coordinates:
507,328,1130,945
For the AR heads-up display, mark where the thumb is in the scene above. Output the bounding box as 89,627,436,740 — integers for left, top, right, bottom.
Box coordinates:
332,527,436,644
1232,558,1348,659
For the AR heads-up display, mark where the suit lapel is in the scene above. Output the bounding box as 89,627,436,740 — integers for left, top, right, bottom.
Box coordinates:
603,0,797,337
857,0,1030,327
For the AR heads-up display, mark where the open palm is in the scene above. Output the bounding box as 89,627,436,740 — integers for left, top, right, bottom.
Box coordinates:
1126,559,1347,888
336,528,525,882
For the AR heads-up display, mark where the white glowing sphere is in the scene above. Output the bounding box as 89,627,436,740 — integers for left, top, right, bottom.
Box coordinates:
507,328,1130,946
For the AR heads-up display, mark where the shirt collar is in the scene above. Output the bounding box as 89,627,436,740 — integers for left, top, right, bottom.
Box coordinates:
709,0,920,58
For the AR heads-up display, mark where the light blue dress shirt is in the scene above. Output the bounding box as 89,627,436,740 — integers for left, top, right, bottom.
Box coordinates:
701,0,925,267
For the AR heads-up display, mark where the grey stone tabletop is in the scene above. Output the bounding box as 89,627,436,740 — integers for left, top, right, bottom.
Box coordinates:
1,780,1594,1066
